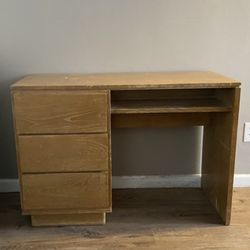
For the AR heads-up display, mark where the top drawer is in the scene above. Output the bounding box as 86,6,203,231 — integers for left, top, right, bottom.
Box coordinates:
12,90,108,134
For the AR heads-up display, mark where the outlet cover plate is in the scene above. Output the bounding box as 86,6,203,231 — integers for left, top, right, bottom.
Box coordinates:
243,122,250,142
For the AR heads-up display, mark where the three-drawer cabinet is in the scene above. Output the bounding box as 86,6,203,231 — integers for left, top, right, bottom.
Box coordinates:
12,89,112,226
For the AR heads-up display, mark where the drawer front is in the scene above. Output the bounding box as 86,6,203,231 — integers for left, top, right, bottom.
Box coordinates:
22,172,110,211
19,134,109,173
13,90,108,134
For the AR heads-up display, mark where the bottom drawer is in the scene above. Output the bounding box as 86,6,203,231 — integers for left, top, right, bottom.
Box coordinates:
22,172,110,212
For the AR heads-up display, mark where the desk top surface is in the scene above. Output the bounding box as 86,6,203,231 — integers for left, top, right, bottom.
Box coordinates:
12,71,240,90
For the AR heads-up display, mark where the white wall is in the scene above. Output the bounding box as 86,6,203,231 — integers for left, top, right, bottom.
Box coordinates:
0,0,249,178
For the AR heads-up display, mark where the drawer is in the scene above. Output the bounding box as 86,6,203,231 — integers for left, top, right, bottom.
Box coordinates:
19,134,109,173
22,172,110,211
13,90,108,134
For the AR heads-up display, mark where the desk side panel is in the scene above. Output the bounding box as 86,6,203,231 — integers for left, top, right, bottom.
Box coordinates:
201,88,240,225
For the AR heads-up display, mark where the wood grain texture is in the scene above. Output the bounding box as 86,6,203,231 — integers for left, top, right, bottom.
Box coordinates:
22,172,110,212
107,91,112,211
111,98,231,114
10,91,25,210
19,134,109,173
1,189,250,249
201,88,240,225
112,113,210,128
11,71,240,90
10,72,241,227
31,213,105,226
111,89,217,101
12,90,108,134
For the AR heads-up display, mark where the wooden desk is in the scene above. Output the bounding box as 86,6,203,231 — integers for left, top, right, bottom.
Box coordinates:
11,71,241,226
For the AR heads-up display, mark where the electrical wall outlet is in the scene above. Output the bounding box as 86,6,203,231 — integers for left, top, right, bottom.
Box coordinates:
243,122,250,142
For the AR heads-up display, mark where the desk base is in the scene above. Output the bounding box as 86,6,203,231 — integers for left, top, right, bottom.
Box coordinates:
31,213,106,226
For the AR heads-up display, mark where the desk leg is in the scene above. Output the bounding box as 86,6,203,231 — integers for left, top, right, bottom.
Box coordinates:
201,88,240,225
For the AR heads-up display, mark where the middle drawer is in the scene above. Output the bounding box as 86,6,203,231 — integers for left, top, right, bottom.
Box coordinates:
19,134,109,173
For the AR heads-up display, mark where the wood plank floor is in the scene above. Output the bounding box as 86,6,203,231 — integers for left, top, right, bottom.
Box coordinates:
0,188,250,249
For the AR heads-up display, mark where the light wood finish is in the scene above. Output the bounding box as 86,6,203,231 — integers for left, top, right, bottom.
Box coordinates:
107,91,113,210
12,87,111,225
22,172,110,212
31,213,105,226
12,90,108,134
111,98,231,114
11,91,25,211
11,71,240,90
19,134,109,173
1,189,250,249
111,89,218,100
111,88,233,114
112,113,210,128
11,71,241,226
202,88,240,225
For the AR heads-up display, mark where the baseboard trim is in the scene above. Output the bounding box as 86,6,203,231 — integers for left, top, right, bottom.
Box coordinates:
232,174,250,187
113,175,201,189
1,175,250,192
